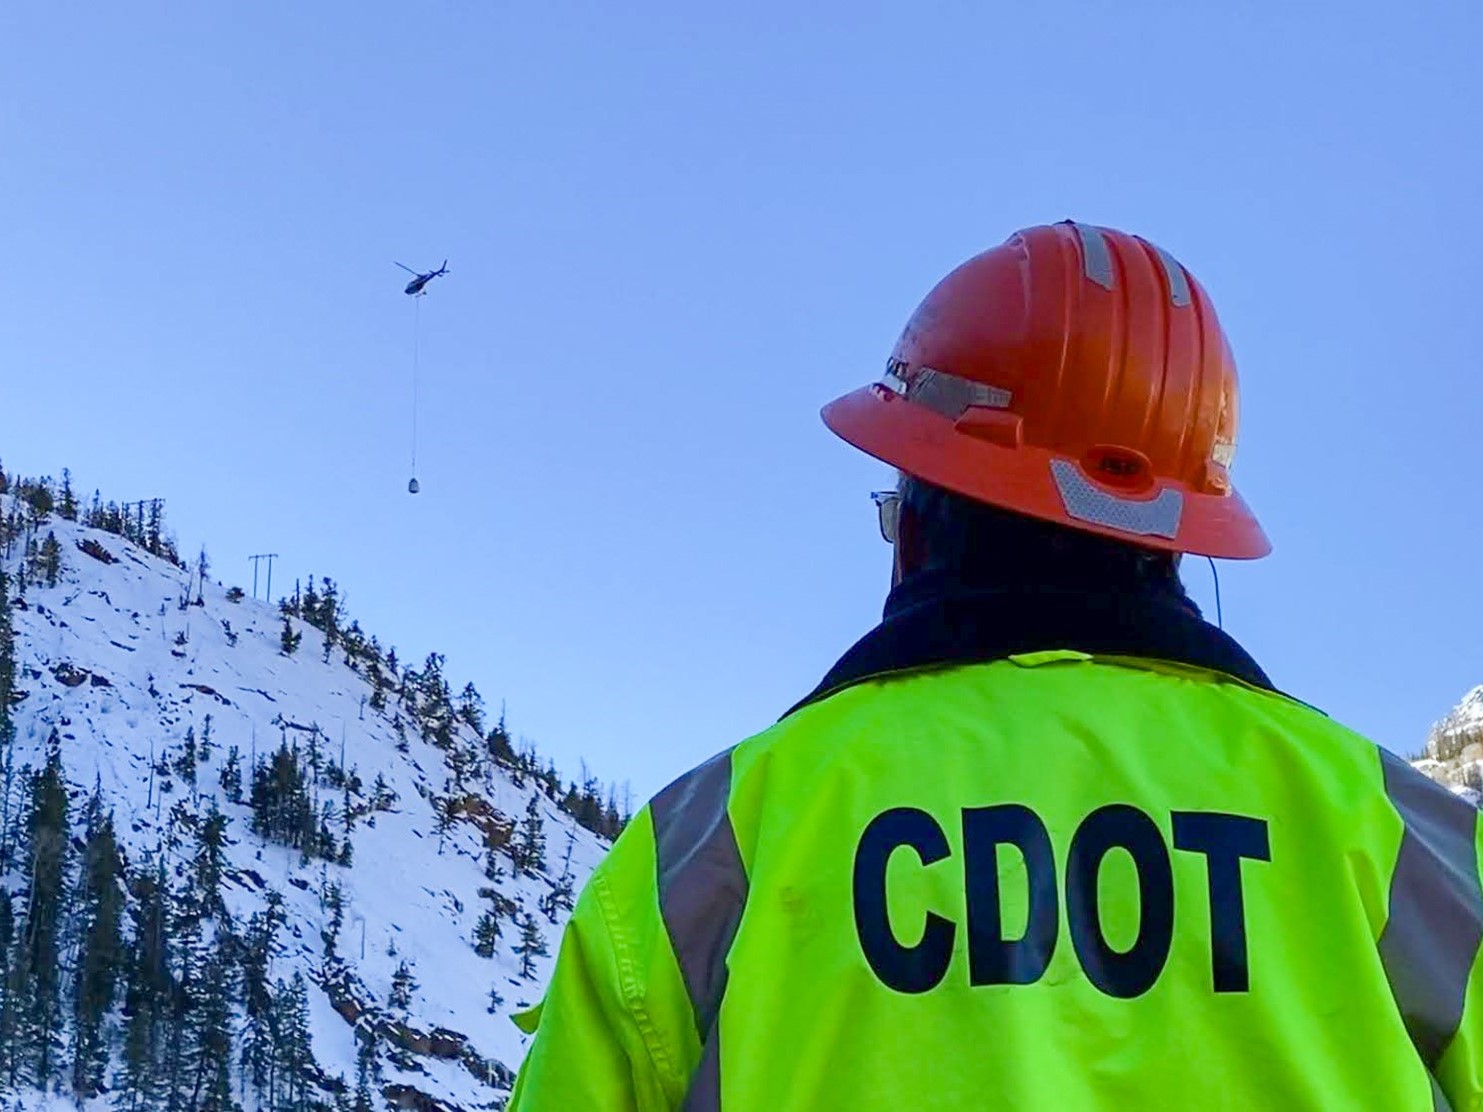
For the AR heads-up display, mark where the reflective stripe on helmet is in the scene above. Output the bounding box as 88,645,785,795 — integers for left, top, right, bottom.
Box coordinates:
1050,459,1184,540
908,368,1012,420
1071,222,1116,290
1153,246,1193,308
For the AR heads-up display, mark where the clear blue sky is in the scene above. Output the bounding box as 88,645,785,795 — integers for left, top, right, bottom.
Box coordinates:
3,3,1480,801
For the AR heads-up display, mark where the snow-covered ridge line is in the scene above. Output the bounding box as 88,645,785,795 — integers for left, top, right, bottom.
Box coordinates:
1413,684,1483,807
0,477,613,1111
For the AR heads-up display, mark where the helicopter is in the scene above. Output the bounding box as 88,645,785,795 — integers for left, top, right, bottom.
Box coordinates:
395,260,448,297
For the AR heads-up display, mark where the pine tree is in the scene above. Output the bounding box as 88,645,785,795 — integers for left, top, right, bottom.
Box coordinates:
273,973,314,1112
473,907,501,958
371,774,395,814
300,576,319,626
457,682,485,735
604,786,623,837
69,793,125,1099
143,499,160,556
195,546,210,603
177,724,199,784
186,930,238,1112
512,794,547,877
239,893,284,1099
14,737,70,1085
434,792,456,855
163,884,206,1107
0,568,16,873
388,961,417,1017
0,890,16,1087
515,912,549,979
38,530,61,588
321,882,345,958
352,1025,380,1112
194,802,229,917
280,617,302,656
316,805,337,867
22,478,53,522
58,469,77,521
560,780,581,820
318,577,340,637
250,742,319,855
486,709,515,765
221,745,243,803
0,574,10,718
341,779,356,830
544,831,577,923
117,855,173,1110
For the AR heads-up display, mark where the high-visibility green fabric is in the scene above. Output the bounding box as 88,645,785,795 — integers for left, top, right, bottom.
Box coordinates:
509,653,1483,1110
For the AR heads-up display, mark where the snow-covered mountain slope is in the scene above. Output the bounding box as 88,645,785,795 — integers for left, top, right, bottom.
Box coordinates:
0,487,613,1110
1412,685,1483,805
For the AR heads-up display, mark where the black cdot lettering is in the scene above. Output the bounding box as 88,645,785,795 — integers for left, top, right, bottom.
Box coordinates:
851,803,1270,998
1065,804,1175,999
853,808,956,994
963,804,1058,985
1172,812,1271,993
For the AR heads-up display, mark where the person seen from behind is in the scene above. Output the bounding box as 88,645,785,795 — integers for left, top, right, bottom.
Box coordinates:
509,221,1483,1110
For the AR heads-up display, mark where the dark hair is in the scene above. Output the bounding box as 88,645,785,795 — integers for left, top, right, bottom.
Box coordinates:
899,475,1192,603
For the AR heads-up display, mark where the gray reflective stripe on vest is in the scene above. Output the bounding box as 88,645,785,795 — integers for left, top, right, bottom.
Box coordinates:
682,1031,723,1112
651,749,748,1110
1050,458,1184,540
1431,1072,1450,1112
1071,222,1115,290
1377,748,1483,1071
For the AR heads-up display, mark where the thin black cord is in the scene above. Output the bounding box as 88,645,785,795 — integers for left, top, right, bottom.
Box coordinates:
1208,556,1223,629
411,294,421,474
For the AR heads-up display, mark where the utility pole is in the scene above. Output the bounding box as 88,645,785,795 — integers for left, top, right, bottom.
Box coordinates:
249,553,279,602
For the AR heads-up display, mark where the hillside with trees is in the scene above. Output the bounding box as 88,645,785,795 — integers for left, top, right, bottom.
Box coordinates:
0,463,628,1111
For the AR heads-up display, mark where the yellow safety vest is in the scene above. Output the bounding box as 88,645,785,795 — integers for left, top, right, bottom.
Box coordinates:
510,590,1483,1110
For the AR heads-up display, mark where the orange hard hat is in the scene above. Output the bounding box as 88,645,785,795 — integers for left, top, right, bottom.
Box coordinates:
824,221,1269,559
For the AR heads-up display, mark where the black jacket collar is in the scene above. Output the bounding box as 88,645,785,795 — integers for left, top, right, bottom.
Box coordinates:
787,579,1274,718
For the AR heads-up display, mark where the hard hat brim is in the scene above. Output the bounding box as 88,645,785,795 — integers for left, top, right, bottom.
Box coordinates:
823,384,1271,560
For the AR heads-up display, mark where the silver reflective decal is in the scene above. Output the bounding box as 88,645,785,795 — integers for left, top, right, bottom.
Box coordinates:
1072,223,1115,291
1050,459,1183,539
1154,246,1192,308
